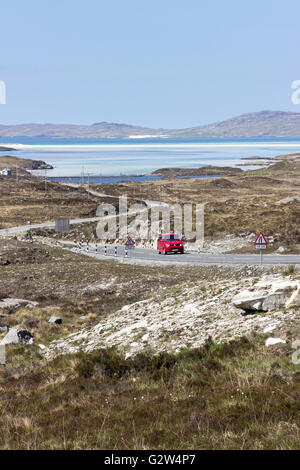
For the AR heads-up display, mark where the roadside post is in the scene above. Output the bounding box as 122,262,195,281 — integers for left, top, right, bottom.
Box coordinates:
95,243,98,253
114,246,117,257
104,245,107,256
254,232,268,265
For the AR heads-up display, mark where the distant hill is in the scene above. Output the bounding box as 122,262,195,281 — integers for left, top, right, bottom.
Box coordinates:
0,155,53,170
0,122,167,139
1,111,300,139
169,111,300,138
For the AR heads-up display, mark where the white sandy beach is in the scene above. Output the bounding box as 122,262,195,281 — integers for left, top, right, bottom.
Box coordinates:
1,139,300,177
2,142,300,150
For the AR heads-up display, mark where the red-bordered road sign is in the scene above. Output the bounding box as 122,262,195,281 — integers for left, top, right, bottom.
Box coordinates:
254,232,268,246
125,237,135,247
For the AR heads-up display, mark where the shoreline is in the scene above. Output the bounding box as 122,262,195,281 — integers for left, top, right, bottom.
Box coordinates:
2,142,300,150
45,174,223,181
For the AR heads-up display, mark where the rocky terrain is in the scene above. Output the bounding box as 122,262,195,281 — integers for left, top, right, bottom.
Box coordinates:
0,234,299,449
43,273,300,360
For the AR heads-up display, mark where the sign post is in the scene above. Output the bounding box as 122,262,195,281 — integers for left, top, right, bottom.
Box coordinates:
55,219,70,233
254,232,268,265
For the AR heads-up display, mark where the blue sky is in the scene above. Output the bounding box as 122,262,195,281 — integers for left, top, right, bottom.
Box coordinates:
1,0,300,127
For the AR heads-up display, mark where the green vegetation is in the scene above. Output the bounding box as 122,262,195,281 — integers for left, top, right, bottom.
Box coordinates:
1,336,299,449
282,265,296,276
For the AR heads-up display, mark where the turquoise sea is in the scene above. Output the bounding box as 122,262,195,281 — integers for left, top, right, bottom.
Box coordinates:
1,137,300,177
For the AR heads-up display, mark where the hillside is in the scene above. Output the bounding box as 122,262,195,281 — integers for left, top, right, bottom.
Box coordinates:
0,155,53,170
0,122,167,139
1,111,300,138
169,111,300,138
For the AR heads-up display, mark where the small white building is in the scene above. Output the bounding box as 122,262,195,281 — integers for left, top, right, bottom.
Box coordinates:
0,168,12,176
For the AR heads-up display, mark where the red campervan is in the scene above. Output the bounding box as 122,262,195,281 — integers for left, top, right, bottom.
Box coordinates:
157,233,184,255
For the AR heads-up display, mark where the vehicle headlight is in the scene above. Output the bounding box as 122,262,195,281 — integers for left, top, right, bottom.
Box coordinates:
165,244,170,247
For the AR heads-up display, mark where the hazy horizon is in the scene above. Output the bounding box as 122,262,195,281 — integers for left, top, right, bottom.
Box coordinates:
0,109,300,128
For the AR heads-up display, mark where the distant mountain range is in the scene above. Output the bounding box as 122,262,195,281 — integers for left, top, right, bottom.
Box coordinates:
1,111,300,139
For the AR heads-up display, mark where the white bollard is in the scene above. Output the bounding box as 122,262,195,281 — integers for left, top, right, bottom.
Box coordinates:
95,244,98,253
125,247,128,257
104,245,107,256
114,246,117,257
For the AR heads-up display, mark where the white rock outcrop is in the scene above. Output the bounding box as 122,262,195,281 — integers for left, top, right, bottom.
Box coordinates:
265,337,286,347
43,275,298,361
0,328,34,345
233,278,300,312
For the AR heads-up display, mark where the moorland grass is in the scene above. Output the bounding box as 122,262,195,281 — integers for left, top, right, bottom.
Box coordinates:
0,336,299,450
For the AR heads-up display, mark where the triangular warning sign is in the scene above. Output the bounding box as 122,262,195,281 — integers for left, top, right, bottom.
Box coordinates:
254,232,268,245
125,237,135,246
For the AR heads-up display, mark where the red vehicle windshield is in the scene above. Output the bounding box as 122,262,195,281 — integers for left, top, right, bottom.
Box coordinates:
163,234,181,241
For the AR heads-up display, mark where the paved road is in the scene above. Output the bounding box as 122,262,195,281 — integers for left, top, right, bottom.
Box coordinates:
0,217,104,235
2,220,300,265
70,243,300,265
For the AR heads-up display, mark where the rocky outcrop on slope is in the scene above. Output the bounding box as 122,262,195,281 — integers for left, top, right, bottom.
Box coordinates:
43,275,299,360
0,298,39,314
233,279,300,313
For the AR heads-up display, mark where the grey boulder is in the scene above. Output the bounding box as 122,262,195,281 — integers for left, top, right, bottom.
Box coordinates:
233,278,300,312
48,316,63,325
0,328,34,345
